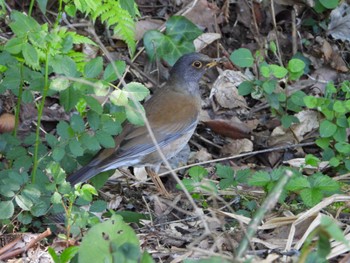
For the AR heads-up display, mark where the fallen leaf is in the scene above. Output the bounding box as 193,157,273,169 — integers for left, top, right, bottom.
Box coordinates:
221,138,253,156
210,70,248,109
203,119,251,139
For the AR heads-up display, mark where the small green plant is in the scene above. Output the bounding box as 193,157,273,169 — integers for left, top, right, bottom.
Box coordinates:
143,16,202,65
0,0,148,235
230,47,307,128
304,80,350,173
250,167,340,207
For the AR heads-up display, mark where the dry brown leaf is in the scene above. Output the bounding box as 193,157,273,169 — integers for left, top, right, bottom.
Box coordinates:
194,33,221,51
203,119,251,139
221,138,253,156
135,18,163,40
291,110,319,141
184,0,223,31
210,70,248,109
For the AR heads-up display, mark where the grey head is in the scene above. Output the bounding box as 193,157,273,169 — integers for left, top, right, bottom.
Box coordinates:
166,52,218,95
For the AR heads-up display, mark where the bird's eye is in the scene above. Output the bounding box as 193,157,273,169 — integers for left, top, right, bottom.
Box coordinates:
192,61,202,68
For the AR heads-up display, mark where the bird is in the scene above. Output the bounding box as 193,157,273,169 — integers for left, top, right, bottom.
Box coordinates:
67,52,220,196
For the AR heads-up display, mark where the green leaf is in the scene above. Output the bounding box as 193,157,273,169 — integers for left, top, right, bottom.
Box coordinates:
0,201,14,219
319,120,337,137
84,96,103,114
238,81,253,95
166,16,202,42
90,200,107,213
22,43,39,69
60,246,79,263
270,64,288,78
120,0,138,17
4,37,24,54
57,121,73,139
305,154,320,167
36,0,48,14
286,176,310,191
143,16,202,65
110,89,128,106
80,133,101,152
124,82,150,101
300,188,323,207
288,58,305,73
84,57,103,78
216,164,236,189
103,60,126,82
125,100,145,126
248,171,270,187
96,130,115,148
319,0,339,9
31,200,49,216
51,54,78,77
51,192,62,204
87,111,100,130
311,174,339,192
262,80,276,94
188,166,208,181
230,48,254,67
281,115,299,128
15,194,33,210
10,11,41,36
333,101,346,114
52,147,65,162
70,114,85,133
49,77,70,91
69,139,84,156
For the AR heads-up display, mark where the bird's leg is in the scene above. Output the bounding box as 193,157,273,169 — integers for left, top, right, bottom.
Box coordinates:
145,167,171,198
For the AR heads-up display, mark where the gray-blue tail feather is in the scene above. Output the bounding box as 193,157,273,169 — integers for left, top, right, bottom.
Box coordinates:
67,164,99,186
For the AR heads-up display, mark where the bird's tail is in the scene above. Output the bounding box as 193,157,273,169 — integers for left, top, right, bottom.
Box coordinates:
67,164,99,186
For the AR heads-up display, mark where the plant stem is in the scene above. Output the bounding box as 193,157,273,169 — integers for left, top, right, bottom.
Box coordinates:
31,45,50,183
28,0,35,16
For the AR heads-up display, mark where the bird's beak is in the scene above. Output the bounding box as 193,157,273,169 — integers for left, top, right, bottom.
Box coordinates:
205,57,226,69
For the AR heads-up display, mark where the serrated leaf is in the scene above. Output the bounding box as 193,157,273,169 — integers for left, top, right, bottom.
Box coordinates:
110,89,128,106
52,147,65,162
300,188,323,207
69,139,84,156
248,171,270,187
96,130,115,148
84,57,103,78
80,133,101,151
70,114,85,133
51,54,78,77
124,82,150,101
22,43,39,69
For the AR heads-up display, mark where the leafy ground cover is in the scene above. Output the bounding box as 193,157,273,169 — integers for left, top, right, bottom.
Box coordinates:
0,0,350,262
